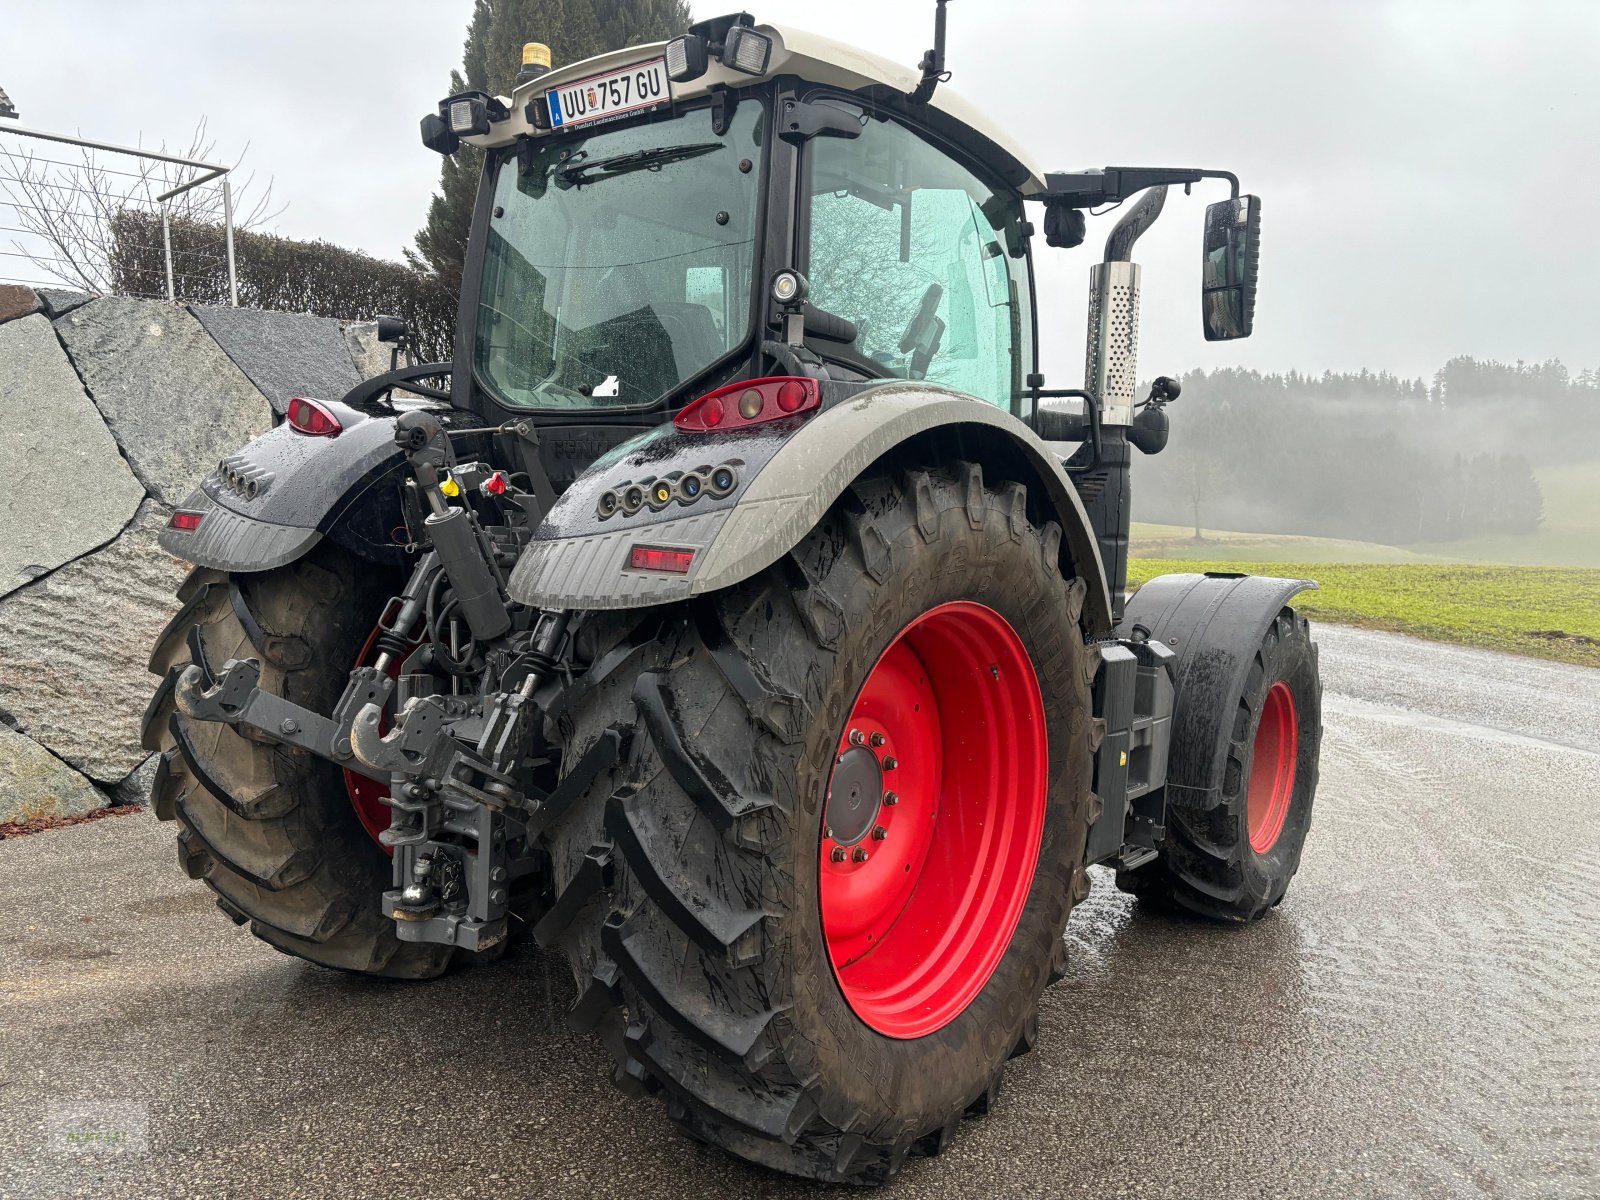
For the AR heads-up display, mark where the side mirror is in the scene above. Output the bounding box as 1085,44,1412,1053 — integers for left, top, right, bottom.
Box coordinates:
1201,195,1260,341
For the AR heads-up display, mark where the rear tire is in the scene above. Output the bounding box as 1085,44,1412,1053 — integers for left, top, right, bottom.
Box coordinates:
537,462,1095,1183
142,545,455,978
1117,607,1321,921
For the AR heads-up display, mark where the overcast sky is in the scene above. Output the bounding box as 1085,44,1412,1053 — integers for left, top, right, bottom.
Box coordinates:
4,1,1597,382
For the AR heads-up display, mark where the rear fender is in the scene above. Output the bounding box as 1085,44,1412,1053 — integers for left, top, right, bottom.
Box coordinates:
156,394,496,572
505,380,1114,633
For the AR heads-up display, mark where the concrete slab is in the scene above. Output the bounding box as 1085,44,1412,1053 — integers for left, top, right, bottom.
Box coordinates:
0,500,187,782
53,297,272,505
0,724,106,823
35,287,94,318
0,314,145,598
191,304,362,414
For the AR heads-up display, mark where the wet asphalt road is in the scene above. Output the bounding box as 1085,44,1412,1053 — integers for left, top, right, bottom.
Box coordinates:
2,624,1596,1200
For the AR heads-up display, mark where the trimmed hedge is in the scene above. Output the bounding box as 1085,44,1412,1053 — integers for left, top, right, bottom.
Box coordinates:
109,210,456,361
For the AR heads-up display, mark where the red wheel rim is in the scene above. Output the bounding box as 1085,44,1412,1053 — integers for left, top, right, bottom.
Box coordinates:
1247,681,1298,854
343,625,399,851
819,601,1048,1039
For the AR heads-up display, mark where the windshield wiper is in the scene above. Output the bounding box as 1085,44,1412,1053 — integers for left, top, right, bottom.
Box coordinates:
558,141,725,184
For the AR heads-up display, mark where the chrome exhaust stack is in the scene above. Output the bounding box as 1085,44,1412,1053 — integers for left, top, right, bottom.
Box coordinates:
1084,185,1167,427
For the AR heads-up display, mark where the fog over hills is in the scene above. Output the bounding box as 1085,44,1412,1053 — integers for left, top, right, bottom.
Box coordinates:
1136,356,1599,553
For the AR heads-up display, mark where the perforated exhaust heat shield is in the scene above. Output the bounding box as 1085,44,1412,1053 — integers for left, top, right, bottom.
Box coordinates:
1084,260,1140,427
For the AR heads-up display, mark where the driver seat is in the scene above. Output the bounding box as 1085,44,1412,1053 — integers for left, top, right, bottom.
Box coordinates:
651,302,725,379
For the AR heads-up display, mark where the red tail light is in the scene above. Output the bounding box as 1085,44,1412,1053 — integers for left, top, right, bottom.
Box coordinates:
287,396,342,437
628,544,696,574
169,510,204,532
674,376,820,433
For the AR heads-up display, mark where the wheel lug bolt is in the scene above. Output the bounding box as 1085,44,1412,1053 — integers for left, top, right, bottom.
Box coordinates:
849,729,865,746
824,826,834,839
852,847,869,863
872,825,887,841
882,756,898,770
831,847,848,863
883,791,898,806
869,732,886,748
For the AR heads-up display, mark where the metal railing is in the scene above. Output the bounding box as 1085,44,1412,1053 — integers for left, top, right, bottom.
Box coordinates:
0,124,237,305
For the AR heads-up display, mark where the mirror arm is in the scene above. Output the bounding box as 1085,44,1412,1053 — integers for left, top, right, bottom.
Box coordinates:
1041,166,1239,209
1211,169,1241,199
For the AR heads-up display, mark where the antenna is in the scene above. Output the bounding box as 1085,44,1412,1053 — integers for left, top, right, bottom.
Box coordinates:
909,0,950,105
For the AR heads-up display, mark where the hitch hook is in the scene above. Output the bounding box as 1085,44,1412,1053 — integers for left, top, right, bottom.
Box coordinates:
174,658,260,722
349,696,447,775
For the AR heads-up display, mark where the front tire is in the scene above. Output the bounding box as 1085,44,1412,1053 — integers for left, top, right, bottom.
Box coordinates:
141,545,454,978
538,462,1096,1183
1117,607,1321,921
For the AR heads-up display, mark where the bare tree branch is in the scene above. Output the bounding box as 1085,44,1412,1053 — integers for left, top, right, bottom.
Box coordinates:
0,117,283,294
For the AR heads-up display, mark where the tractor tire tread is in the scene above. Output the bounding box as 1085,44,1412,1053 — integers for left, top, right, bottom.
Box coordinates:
144,545,454,978
1116,608,1321,921
539,461,1095,1184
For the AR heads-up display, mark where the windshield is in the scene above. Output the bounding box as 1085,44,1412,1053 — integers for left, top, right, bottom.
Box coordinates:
474,102,765,410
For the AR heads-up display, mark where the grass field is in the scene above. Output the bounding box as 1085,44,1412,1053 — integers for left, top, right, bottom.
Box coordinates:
1134,463,1600,568
1127,560,1600,668
1129,522,1443,564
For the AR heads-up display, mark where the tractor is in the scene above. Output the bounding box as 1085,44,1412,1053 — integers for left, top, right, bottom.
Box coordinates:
144,7,1321,1184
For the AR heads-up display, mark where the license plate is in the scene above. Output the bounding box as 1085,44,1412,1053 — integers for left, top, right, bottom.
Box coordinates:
548,58,669,130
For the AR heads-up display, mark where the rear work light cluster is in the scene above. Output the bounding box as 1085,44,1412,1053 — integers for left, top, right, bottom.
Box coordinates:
286,396,342,438
596,463,738,520
673,376,820,433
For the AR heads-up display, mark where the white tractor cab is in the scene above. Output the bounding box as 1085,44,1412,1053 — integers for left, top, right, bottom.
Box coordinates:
154,6,1316,1186
422,10,1259,603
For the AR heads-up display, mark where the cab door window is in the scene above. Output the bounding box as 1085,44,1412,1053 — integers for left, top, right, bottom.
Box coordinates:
806,112,1033,409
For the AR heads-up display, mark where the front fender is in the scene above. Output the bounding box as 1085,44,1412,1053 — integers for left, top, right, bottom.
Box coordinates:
1118,571,1318,795
506,381,1114,632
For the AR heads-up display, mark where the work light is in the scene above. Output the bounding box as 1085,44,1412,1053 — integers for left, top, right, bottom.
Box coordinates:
448,96,489,136
721,25,772,75
771,269,808,305
424,90,500,154
665,34,709,82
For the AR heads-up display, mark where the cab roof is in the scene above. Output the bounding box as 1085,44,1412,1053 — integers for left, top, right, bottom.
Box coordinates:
474,22,1049,197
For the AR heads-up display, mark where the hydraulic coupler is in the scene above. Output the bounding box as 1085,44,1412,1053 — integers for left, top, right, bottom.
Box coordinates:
393,409,512,643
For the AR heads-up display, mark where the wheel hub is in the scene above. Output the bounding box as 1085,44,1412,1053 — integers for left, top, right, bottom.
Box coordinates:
825,746,883,846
